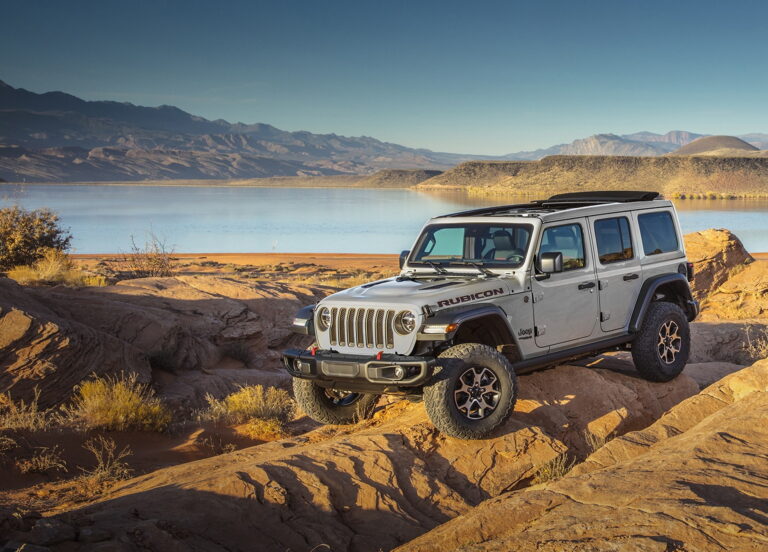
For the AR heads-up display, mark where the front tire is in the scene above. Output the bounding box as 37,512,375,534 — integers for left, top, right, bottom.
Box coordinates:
292,378,379,425
424,343,518,439
631,301,690,382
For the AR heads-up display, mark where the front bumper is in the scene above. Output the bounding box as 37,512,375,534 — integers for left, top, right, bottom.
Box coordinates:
281,348,435,387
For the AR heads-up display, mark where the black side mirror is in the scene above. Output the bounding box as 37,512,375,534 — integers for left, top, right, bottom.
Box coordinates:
537,251,563,274
399,250,410,269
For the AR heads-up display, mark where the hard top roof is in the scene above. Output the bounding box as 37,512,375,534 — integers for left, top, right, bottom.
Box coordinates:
437,190,670,221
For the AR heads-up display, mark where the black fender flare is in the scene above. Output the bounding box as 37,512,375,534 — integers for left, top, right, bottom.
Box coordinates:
290,304,316,336
629,273,698,333
418,303,518,345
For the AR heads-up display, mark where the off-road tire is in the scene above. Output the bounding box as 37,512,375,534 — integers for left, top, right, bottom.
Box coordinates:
292,378,380,425
631,301,690,382
424,343,517,439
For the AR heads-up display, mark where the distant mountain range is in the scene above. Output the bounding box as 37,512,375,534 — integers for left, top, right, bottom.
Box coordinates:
1,79,767,182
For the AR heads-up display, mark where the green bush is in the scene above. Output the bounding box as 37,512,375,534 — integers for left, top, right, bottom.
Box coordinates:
0,206,72,270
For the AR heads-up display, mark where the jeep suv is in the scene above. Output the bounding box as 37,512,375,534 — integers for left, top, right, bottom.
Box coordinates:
282,191,698,439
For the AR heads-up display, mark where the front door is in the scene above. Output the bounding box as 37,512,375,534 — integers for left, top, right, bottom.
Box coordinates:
531,220,599,348
589,214,643,332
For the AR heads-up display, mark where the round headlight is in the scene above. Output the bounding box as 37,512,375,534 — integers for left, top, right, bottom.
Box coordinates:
317,307,332,331
395,310,417,335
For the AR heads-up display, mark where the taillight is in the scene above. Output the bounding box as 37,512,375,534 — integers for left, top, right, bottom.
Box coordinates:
686,262,694,282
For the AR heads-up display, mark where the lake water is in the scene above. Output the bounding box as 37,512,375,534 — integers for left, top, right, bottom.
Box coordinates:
2,184,768,254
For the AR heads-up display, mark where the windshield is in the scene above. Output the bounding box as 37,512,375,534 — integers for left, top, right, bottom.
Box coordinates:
409,223,533,269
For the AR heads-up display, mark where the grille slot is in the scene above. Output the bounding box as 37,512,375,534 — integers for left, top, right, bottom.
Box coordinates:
327,306,397,350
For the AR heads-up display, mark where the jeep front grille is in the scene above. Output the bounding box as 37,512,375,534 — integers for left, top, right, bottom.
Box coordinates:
329,307,396,349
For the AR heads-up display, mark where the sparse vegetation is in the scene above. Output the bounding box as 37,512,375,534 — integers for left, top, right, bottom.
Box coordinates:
237,418,288,441
0,206,72,270
120,232,175,278
203,385,295,425
585,431,609,454
0,434,18,456
16,445,67,474
65,373,172,432
7,247,107,287
199,434,238,456
744,326,768,362
80,435,133,484
0,389,52,431
532,453,576,485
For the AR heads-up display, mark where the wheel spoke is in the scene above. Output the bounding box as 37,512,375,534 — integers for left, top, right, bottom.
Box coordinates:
453,364,503,421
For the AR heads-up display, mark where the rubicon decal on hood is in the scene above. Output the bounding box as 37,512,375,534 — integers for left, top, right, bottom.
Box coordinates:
436,287,505,307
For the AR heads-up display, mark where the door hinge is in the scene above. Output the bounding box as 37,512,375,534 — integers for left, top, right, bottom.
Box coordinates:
535,325,546,336
598,280,606,290
600,311,611,322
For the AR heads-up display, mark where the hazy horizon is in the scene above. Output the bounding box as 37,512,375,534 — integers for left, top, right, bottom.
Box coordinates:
3,0,768,154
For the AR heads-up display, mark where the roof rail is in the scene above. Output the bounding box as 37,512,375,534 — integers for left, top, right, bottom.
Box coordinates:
440,200,545,218
545,191,660,203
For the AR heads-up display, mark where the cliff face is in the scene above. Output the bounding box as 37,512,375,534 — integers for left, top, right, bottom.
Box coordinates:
417,155,768,197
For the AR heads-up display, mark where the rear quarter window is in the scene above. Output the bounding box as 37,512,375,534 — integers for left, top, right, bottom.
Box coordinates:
638,211,679,255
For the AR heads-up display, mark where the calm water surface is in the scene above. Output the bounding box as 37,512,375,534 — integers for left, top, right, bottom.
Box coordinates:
2,184,768,254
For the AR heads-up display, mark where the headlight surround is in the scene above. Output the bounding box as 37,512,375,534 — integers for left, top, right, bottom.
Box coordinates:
317,307,332,331
394,310,417,335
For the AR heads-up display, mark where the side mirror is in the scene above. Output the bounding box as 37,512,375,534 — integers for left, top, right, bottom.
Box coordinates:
537,251,563,274
399,250,410,269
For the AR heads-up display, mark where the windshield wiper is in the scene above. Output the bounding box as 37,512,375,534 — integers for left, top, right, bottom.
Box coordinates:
450,260,496,277
424,261,448,275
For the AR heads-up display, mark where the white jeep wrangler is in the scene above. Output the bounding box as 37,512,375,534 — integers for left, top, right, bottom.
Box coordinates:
282,191,698,439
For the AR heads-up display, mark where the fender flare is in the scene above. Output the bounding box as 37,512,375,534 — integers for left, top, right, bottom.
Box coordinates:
418,303,518,346
629,273,698,333
290,304,316,336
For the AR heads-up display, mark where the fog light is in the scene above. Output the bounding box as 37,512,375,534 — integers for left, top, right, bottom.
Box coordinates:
394,366,406,380
293,359,302,371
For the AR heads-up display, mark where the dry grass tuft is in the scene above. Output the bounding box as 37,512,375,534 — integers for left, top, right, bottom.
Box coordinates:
585,431,609,454
199,434,238,456
237,418,289,441
7,248,107,287
0,434,18,456
203,385,295,425
65,373,172,432
0,389,52,431
16,445,67,475
744,326,768,362
532,453,576,485
80,435,133,484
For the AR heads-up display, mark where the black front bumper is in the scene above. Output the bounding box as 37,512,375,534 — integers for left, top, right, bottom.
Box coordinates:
281,348,435,388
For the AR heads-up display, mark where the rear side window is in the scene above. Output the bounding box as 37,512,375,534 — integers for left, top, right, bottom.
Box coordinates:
539,223,586,271
638,211,679,255
594,217,633,263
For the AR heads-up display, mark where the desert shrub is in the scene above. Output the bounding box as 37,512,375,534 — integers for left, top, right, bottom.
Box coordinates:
65,373,171,432
744,326,768,362
121,233,174,278
203,385,295,426
7,248,107,287
0,389,52,431
16,445,67,474
0,206,72,270
81,435,132,484
237,418,288,441
532,453,576,485
0,435,18,456
198,434,238,456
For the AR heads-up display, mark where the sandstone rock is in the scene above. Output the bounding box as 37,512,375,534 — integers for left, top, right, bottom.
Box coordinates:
26,518,75,545
398,360,768,552
0,278,150,408
683,361,745,388
684,228,753,300
699,259,768,320
68,362,697,552
690,320,768,364
1,542,51,552
78,526,112,543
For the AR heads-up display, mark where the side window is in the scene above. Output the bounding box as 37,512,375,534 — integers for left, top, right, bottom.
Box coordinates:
594,217,634,264
638,211,679,256
539,223,586,271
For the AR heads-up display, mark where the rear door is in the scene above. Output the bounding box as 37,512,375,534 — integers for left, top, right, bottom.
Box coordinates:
589,214,642,332
531,219,599,348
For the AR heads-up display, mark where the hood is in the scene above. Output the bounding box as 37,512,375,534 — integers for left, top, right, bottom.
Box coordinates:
321,275,516,311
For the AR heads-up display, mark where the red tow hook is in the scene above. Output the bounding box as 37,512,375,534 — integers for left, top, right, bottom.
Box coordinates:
375,351,383,360
310,346,318,356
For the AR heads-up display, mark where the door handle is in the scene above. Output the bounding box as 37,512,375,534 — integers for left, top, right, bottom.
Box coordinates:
578,281,596,290
623,273,639,281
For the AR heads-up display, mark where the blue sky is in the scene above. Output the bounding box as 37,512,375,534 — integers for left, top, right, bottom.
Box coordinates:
2,0,768,154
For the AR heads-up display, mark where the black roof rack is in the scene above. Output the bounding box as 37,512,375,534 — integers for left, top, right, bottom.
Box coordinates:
440,190,662,218
546,191,660,203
